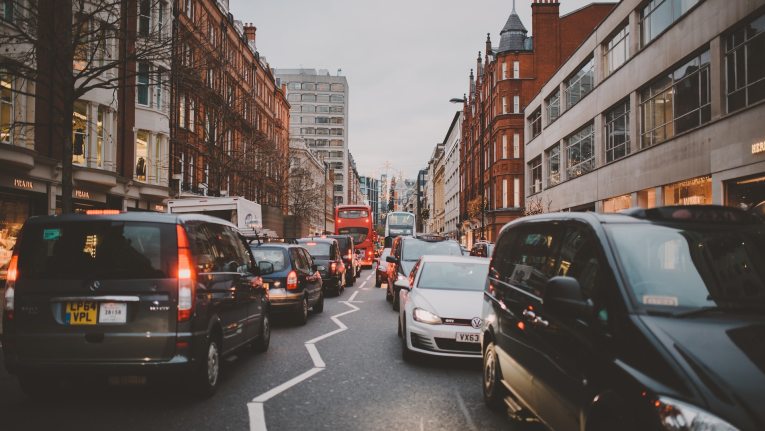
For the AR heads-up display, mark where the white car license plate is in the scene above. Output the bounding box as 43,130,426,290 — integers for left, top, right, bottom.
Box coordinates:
98,302,127,323
455,333,480,343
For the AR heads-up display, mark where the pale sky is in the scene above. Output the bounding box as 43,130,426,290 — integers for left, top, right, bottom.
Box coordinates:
229,0,593,180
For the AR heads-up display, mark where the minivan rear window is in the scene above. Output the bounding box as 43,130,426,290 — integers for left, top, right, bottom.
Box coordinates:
301,242,331,258
17,221,174,280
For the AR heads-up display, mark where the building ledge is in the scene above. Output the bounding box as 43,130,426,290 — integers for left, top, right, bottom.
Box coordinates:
0,144,35,170
73,167,118,188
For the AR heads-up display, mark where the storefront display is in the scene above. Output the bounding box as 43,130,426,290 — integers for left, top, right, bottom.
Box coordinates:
726,174,765,210
663,176,712,206
603,194,631,212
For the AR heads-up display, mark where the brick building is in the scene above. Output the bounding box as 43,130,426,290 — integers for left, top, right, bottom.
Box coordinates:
172,0,289,213
459,0,614,246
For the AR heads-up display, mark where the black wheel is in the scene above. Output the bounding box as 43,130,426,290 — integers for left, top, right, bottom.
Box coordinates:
191,335,221,397
295,296,309,325
401,319,414,362
397,317,402,337
483,341,506,410
386,283,393,302
347,273,355,286
392,290,400,311
375,275,381,288
252,312,270,353
314,291,324,313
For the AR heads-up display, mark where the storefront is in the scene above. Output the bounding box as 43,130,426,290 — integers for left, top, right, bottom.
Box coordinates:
663,176,712,206
725,173,765,210
603,194,632,213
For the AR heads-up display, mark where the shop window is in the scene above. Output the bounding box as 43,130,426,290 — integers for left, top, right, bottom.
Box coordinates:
663,176,712,205
604,98,630,163
725,12,765,112
135,130,149,182
1,71,13,145
72,101,88,166
603,194,631,213
638,188,657,208
726,174,765,210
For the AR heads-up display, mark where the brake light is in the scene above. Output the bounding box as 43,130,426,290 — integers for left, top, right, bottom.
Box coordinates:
287,270,298,290
4,255,18,320
85,209,121,215
330,262,337,274
348,250,353,260
176,225,195,322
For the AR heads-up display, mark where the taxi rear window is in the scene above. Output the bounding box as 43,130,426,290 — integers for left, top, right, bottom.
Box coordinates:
17,221,174,280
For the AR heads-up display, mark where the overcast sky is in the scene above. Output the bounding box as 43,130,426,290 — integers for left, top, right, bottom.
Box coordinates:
229,0,592,180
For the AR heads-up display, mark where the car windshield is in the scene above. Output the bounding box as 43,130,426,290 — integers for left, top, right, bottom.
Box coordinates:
417,261,489,291
300,241,331,258
402,239,462,261
387,213,414,226
333,237,351,252
338,209,368,218
250,247,288,272
338,227,368,245
17,221,172,280
606,224,765,311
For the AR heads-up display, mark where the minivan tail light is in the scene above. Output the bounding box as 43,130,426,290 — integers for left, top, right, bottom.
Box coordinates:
176,225,195,322
4,254,18,320
330,262,337,274
287,270,298,290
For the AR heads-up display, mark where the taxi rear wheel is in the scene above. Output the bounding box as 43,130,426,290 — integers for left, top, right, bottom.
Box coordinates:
18,374,53,399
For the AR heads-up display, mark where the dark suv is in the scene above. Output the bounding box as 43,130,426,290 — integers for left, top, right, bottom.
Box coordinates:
250,243,323,325
386,234,463,310
481,206,765,431
327,235,357,286
297,238,346,296
2,213,270,397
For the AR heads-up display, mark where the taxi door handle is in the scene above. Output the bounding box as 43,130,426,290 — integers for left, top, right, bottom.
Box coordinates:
522,309,549,328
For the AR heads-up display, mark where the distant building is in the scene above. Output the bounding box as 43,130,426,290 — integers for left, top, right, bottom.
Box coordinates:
460,0,615,245
443,112,462,241
275,68,350,207
359,176,380,226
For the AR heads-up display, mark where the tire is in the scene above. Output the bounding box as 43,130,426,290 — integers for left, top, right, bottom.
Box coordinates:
313,291,324,313
483,341,506,411
347,273,355,287
401,319,414,362
392,290,400,311
252,312,271,353
191,335,221,397
386,283,393,302
295,296,309,325
397,317,402,337
375,274,381,288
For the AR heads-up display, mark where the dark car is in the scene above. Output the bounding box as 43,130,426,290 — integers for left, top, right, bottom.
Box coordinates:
2,212,270,397
375,247,391,287
327,234,358,286
481,205,765,431
250,243,323,325
386,234,463,310
296,238,346,296
469,241,494,258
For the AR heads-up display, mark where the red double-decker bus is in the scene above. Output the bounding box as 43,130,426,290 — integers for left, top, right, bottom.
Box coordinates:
334,205,375,267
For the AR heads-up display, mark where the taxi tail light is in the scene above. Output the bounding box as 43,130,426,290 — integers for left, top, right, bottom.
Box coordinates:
4,254,18,320
176,225,195,322
287,270,298,290
329,262,337,274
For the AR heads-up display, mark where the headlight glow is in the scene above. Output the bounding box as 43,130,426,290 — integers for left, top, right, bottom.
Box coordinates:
656,396,739,431
413,308,442,325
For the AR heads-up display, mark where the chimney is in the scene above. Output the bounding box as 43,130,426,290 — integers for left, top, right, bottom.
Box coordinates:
485,33,493,58
532,0,561,80
244,23,257,50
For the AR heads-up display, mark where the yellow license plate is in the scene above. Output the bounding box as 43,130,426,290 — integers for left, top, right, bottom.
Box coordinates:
65,301,98,325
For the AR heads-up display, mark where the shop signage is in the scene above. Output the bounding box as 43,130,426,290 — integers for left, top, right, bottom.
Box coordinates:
675,176,711,188
13,178,34,190
752,141,765,155
0,175,46,193
154,204,166,212
74,189,91,199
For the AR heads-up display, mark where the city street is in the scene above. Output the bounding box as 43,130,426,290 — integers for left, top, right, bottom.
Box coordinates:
0,274,512,431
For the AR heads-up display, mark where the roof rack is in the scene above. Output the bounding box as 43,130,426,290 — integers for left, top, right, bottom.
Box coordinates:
621,205,759,224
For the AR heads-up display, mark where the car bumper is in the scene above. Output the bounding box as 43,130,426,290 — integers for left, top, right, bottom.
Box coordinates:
269,291,304,311
3,349,194,376
404,318,481,358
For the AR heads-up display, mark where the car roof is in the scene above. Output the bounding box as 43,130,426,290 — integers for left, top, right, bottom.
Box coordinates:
418,255,488,264
296,237,337,244
250,243,304,250
24,212,239,229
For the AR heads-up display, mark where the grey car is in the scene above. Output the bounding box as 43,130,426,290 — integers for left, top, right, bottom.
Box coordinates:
2,212,271,397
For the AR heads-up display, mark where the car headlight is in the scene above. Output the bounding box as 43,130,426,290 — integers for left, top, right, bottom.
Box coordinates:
413,308,442,325
397,274,406,281
656,396,739,431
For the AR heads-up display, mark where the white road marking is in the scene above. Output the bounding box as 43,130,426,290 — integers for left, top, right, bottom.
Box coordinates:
420,416,425,431
248,296,361,431
455,390,478,431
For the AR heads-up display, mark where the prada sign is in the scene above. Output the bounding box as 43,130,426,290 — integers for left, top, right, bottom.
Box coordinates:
752,141,765,155
0,175,46,193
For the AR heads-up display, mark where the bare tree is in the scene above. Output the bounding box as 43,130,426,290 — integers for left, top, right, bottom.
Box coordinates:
0,0,173,213
288,154,324,228
523,195,552,216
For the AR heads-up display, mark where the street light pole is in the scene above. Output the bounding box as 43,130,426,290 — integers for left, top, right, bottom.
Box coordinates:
324,161,328,234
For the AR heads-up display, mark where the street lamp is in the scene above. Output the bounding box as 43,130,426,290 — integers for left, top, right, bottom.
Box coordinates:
323,161,328,234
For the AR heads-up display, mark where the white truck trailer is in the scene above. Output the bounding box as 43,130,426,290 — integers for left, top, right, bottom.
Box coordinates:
166,196,273,237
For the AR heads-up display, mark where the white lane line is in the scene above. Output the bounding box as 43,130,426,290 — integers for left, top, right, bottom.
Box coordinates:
455,390,478,431
248,298,361,431
348,290,359,302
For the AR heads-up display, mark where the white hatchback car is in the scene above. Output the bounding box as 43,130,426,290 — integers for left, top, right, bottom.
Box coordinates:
396,255,489,360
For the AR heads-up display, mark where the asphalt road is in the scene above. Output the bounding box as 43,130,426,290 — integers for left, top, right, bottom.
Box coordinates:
0,272,516,431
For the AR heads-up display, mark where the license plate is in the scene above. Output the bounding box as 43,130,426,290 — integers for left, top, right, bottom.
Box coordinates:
65,301,98,325
99,302,127,324
455,333,480,343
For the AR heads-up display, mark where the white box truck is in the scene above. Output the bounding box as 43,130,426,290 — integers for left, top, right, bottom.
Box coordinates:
166,196,271,237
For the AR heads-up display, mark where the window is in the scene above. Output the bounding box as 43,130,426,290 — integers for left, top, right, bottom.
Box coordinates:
604,98,630,163
565,57,594,109
189,99,195,131
317,94,330,103
316,83,330,91
137,62,150,105
493,224,562,297
287,93,300,102
502,96,508,114
513,95,520,113
502,178,508,208
184,0,194,19
288,82,301,90
604,24,630,76
726,12,765,112
547,145,560,187
513,177,520,207
513,133,520,159
330,94,344,103
640,49,710,148
529,108,541,139
502,62,508,79
135,130,149,181
502,134,508,159
529,156,542,194
154,68,164,109
0,71,12,144
546,89,560,123
513,61,520,79
331,83,344,92
96,106,105,168
301,94,316,102
330,106,343,113
72,101,88,165
1,0,14,22
641,0,700,46
138,0,151,37
302,82,316,91
566,124,595,179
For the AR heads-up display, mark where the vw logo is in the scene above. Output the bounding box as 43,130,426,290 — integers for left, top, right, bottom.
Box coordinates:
89,280,101,292
471,317,482,329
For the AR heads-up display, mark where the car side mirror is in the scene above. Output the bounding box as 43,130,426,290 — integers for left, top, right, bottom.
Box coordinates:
386,255,399,264
311,264,318,272
543,276,593,319
258,261,275,276
394,279,410,291
384,237,393,248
